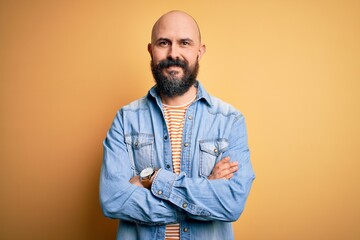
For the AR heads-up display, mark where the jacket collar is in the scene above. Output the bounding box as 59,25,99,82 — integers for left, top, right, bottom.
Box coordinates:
148,81,213,107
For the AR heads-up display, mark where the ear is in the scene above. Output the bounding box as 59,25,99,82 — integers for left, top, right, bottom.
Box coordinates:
197,44,206,61
147,43,153,58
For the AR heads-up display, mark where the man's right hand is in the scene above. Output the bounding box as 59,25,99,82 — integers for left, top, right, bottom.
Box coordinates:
208,157,238,180
129,175,144,187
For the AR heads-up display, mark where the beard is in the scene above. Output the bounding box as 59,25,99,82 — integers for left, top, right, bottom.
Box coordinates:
150,57,199,97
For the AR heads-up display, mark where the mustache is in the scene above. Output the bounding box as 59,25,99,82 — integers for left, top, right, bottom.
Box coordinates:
156,58,188,69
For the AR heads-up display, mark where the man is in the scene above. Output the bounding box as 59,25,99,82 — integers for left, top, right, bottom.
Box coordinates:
100,10,255,240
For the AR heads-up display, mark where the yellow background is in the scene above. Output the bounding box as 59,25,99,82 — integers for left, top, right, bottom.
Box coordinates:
1,0,359,239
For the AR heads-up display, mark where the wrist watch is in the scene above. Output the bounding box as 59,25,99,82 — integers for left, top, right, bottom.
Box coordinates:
140,167,155,189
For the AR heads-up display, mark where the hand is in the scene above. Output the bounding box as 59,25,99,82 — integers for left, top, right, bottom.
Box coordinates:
129,176,144,187
129,170,158,189
208,157,238,180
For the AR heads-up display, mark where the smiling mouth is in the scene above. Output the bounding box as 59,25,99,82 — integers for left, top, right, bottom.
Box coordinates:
164,66,183,76
167,66,182,70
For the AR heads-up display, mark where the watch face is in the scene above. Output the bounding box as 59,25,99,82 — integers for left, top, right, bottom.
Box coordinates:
140,167,154,178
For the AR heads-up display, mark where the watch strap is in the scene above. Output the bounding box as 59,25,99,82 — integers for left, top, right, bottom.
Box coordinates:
141,177,152,189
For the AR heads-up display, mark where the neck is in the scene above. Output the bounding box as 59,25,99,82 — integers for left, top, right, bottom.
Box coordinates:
161,85,197,106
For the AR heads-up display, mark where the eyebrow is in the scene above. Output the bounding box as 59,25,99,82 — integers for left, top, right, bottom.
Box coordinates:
155,38,194,43
179,38,194,43
156,38,170,43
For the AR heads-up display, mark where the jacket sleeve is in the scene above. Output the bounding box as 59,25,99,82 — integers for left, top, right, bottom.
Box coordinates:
150,115,255,222
99,110,182,225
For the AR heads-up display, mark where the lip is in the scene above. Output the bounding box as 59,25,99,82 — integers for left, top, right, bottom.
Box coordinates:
166,66,182,71
163,66,183,76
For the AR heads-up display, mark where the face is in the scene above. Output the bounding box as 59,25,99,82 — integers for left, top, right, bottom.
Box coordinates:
148,11,206,97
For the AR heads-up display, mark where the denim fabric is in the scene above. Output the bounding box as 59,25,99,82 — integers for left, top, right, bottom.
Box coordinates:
100,82,255,240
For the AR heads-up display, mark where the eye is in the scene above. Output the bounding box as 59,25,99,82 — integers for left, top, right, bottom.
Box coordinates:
181,40,190,46
158,40,169,47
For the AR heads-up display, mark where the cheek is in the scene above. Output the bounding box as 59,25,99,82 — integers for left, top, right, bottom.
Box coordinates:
185,54,199,66
151,50,167,62
184,49,200,60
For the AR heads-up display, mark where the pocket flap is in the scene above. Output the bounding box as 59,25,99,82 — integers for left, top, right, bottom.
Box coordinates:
199,138,229,156
125,134,154,149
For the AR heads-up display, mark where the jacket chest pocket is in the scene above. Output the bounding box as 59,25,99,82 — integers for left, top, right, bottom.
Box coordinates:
199,139,229,177
125,134,154,175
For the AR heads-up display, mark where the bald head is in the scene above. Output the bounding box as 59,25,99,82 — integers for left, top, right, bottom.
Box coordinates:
151,10,202,45
148,11,206,99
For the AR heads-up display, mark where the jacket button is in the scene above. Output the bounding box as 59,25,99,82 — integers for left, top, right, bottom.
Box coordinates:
184,143,189,147
166,164,171,169
188,115,193,120
214,148,218,153
183,227,188,232
182,203,187,208
157,190,162,195
164,135,168,140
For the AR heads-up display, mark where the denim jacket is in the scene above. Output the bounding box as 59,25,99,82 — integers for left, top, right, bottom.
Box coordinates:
100,81,255,240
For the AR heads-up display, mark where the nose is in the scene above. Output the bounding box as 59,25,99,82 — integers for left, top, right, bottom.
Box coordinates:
168,45,180,59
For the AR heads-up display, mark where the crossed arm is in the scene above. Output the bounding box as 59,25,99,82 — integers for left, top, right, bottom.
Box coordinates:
130,156,239,187
100,112,255,225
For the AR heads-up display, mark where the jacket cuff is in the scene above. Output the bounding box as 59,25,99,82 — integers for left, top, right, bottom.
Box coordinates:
151,168,176,200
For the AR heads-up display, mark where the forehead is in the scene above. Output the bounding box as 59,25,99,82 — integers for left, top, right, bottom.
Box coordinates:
151,13,200,43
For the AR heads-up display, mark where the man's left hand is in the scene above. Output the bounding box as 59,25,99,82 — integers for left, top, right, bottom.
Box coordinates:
208,157,238,180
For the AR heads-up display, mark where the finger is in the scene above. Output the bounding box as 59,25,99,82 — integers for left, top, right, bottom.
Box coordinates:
209,158,237,180
216,168,232,179
213,157,230,170
215,162,237,173
129,176,138,183
218,156,230,163
224,173,234,180
214,159,232,171
221,164,239,177
229,161,238,167
209,170,224,179
229,165,239,173
129,176,144,187
209,169,234,180
216,158,236,167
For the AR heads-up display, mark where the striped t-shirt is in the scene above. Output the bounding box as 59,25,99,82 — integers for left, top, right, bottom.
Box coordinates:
162,96,195,240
